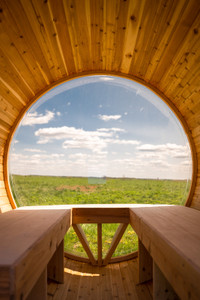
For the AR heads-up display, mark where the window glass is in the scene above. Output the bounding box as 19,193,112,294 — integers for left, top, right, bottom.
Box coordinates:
9,75,192,207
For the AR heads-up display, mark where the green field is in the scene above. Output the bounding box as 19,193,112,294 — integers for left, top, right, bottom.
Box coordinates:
10,175,191,258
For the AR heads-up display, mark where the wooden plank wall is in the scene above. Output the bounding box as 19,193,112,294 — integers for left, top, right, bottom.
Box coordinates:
0,0,200,210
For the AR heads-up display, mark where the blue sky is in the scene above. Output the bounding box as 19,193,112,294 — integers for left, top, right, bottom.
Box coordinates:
9,75,192,180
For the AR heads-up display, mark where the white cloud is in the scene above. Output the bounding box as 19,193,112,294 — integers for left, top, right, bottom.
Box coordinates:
67,102,71,106
29,153,65,160
9,152,67,176
10,152,65,164
37,139,50,145
98,114,121,121
35,126,112,142
133,143,192,178
181,160,191,166
24,148,46,153
68,153,88,160
149,159,170,168
10,145,192,179
137,143,189,157
137,152,163,160
136,143,192,175
138,144,165,152
173,153,189,159
51,153,65,158
35,125,141,154
35,126,114,153
97,128,125,133
63,138,107,153
56,112,61,116
110,139,140,145
11,153,29,160
22,111,54,126
34,122,143,159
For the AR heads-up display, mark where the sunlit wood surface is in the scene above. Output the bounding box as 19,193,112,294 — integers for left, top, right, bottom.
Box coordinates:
47,257,153,300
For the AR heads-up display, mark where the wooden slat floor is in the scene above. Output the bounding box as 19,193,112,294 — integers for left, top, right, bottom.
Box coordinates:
47,258,153,300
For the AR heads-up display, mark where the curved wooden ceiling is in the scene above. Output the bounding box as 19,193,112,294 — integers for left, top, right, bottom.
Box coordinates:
0,0,200,212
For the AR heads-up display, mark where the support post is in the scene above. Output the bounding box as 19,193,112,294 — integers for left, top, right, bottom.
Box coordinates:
98,223,102,266
73,224,96,265
153,262,179,300
27,268,47,300
103,223,128,265
138,239,153,284
47,240,64,283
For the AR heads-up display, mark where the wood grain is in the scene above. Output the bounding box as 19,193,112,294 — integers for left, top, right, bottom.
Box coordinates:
47,257,153,300
0,0,199,210
130,205,200,300
0,208,71,299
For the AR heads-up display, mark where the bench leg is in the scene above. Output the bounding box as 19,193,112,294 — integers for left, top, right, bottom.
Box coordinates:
47,240,64,283
27,268,47,300
138,239,153,284
153,262,179,300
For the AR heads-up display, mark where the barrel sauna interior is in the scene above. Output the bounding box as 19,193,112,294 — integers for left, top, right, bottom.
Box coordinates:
0,1,200,299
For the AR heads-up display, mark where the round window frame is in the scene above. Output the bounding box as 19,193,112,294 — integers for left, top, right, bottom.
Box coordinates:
4,72,197,209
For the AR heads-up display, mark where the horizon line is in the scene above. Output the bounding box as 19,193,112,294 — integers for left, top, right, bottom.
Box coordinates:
10,174,191,181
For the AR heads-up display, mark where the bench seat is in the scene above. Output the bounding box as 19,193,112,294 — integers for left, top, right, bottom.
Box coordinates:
130,205,200,300
0,208,71,300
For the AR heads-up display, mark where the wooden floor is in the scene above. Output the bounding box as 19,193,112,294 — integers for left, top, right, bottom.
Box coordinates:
47,258,153,300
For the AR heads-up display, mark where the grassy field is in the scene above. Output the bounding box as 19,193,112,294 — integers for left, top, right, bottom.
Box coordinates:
10,175,190,258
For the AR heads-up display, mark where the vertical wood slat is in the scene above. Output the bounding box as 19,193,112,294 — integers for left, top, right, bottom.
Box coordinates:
140,0,187,80
112,0,130,71
0,81,25,112
129,0,158,76
0,0,49,93
30,0,67,78
90,0,104,70
0,55,30,103
151,0,200,84
120,0,146,74
72,0,92,71
4,0,54,85
73,224,97,265
48,0,76,75
103,223,128,266
19,0,60,81
97,223,102,266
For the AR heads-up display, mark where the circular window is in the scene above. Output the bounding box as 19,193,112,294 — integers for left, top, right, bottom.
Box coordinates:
9,75,192,207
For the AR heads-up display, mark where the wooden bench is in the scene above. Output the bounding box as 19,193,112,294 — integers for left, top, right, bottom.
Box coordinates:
0,208,71,300
130,205,200,300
